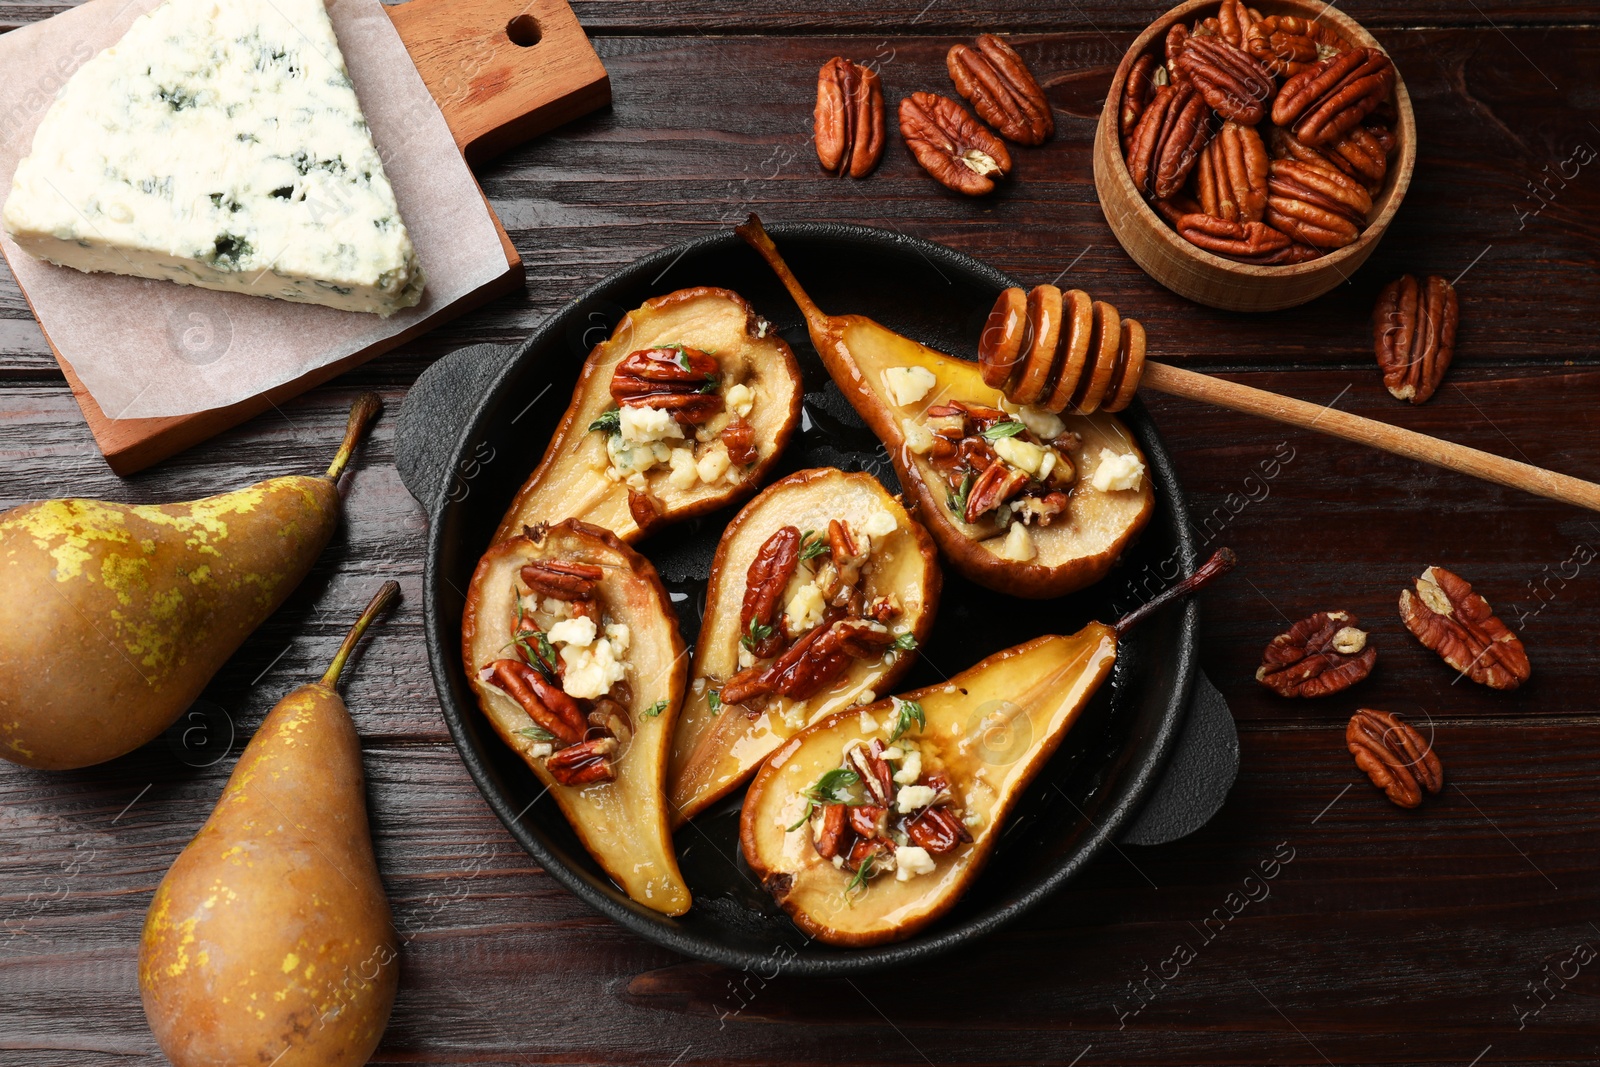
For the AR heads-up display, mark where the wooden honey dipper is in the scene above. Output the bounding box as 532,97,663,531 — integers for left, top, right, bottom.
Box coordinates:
978,285,1600,514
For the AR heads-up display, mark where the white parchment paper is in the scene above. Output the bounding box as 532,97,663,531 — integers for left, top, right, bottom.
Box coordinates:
0,0,508,419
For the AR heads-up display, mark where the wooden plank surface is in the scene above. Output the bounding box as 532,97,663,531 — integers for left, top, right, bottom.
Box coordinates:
3,2,1599,1064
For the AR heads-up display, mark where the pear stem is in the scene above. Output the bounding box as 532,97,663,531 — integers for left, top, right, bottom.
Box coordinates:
735,213,835,337
1113,548,1237,637
326,392,384,481
322,581,400,689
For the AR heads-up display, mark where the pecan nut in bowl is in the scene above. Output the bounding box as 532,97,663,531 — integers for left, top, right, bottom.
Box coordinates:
1126,81,1214,200
1195,122,1269,223
814,57,885,179
1173,35,1275,126
1268,124,1392,196
1244,14,1349,78
1164,23,1191,81
1347,709,1443,809
1152,191,1203,227
1120,53,1162,152
1399,566,1530,690
899,91,1013,196
1271,47,1396,147
1256,610,1376,698
1263,158,1371,249
1192,0,1262,47
1373,274,1458,404
1175,213,1319,265
947,33,1054,146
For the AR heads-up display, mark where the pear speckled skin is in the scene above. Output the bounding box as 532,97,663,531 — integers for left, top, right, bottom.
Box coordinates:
0,393,379,770
0,482,336,768
140,587,399,1067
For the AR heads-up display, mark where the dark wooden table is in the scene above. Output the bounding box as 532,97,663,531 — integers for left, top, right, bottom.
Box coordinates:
4,2,1599,1064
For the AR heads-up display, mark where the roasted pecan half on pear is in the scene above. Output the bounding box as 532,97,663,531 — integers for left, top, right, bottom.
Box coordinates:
1126,81,1213,200
947,33,1054,145
1399,566,1529,690
1347,708,1443,809
899,91,1012,196
1257,610,1376,697
1271,47,1395,147
815,57,885,178
1373,274,1458,404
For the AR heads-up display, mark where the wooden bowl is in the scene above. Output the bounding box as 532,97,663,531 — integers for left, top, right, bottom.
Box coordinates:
1093,0,1417,312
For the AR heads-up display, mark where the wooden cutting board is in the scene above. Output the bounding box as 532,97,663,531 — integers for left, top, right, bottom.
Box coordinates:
39,0,609,474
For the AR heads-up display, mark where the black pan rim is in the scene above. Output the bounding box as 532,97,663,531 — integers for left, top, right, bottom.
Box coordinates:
418,221,1199,976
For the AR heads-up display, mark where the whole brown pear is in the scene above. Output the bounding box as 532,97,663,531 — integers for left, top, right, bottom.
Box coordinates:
140,581,400,1067
0,394,380,769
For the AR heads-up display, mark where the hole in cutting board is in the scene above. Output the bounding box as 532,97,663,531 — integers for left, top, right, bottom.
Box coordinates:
506,14,542,46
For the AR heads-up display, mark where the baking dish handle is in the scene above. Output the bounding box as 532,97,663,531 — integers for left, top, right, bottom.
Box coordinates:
395,343,517,515
1118,671,1239,846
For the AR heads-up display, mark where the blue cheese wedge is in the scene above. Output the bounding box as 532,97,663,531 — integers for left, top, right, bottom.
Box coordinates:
1,0,423,316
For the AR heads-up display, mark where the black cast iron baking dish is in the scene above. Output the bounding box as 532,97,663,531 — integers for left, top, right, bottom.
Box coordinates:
394,221,1239,975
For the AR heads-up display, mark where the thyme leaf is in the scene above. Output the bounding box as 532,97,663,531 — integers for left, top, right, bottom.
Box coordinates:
888,697,926,743
981,420,1027,441
588,407,621,436
741,617,775,651
798,529,831,562
786,767,862,831
946,471,975,518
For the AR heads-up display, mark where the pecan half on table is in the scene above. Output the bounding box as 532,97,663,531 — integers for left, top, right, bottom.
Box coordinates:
1271,47,1395,147
1125,81,1213,201
947,33,1054,146
1173,35,1275,126
1256,610,1376,697
1347,709,1443,809
814,57,885,179
1373,274,1458,404
899,91,1012,196
1399,566,1530,690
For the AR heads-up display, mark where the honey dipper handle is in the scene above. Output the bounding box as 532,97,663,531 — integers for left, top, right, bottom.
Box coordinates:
1140,361,1600,514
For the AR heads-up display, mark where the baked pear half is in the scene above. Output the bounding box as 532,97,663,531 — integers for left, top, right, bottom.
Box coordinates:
463,520,690,914
740,624,1116,946
668,469,940,826
737,217,1153,599
494,287,804,544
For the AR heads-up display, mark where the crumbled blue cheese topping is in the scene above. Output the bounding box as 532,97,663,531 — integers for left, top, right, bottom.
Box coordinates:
2,0,423,315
